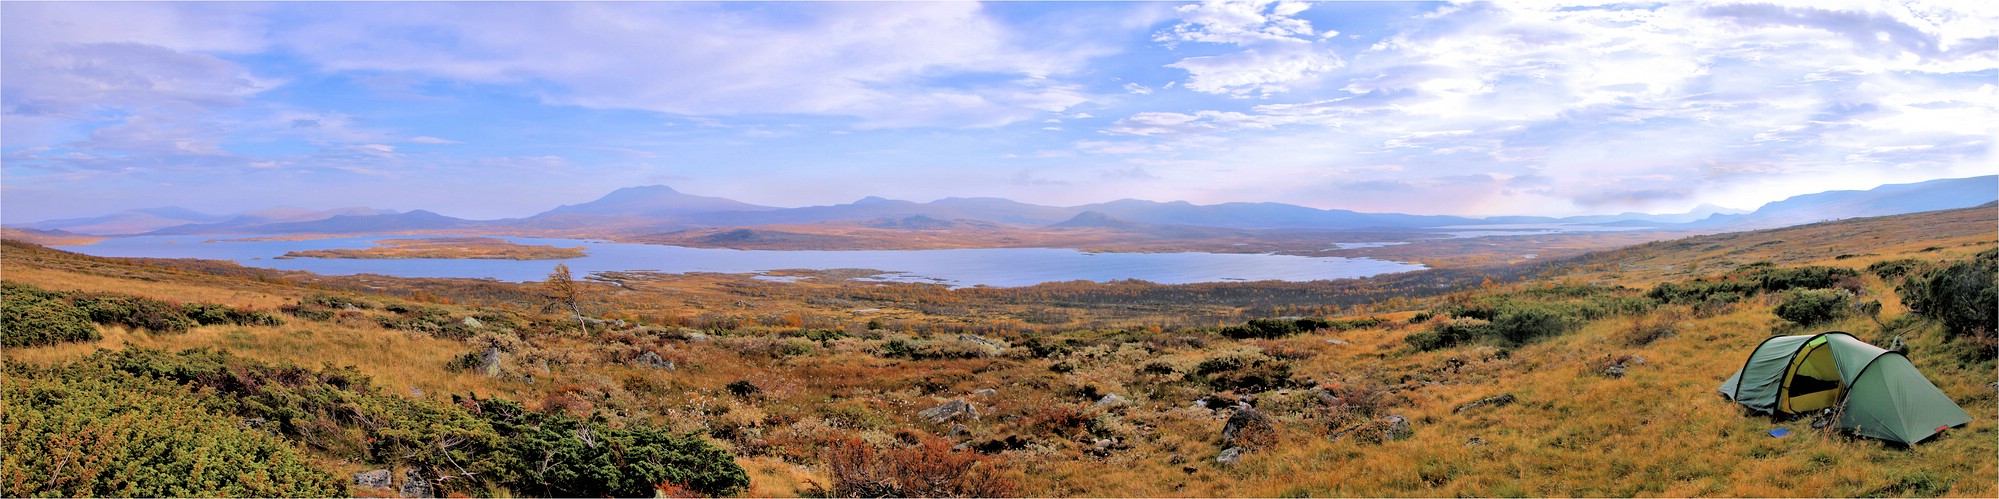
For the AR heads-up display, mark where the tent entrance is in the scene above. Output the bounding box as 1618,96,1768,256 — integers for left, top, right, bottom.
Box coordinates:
1779,337,1842,414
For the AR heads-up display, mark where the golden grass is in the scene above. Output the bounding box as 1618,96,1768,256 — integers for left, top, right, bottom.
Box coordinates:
3,206,1994,497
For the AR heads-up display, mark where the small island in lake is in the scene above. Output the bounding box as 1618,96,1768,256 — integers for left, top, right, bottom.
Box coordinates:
279,237,586,260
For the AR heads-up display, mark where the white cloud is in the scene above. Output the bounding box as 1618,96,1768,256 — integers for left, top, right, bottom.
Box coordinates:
276,2,1115,128
1156,0,1342,97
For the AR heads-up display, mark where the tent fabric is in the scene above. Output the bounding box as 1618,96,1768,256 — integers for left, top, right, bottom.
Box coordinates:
1718,331,1972,445
1837,354,1972,444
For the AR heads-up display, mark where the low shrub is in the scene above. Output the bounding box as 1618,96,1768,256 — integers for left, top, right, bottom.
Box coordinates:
1897,249,1998,359
3,361,345,497
814,433,1016,497
1187,353,1295,391
1774,289,1851,326
1,282,98,347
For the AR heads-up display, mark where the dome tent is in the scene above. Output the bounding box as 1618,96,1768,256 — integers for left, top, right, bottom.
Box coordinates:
1718,331,1970,445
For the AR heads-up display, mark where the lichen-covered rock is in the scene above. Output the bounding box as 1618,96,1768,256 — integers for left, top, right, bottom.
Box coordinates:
919,398,979,424
1216,447,1245,465
1221,404,1275,449
354,469,391,490
1454,393,1516,413
633,350,675,370
1095,393,1130,408
400,469,433,498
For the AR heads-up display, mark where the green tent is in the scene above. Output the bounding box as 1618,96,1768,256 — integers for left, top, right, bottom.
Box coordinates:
1718,331,1971,445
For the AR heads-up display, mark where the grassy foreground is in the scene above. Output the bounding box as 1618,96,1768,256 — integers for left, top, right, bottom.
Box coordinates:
2,206,1993,497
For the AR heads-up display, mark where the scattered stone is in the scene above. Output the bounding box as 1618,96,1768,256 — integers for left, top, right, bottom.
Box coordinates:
1888,335,1908,353
1597,355,1645,378
409,386,424,398
919,398,979,424
957,334,1005,354
460,316,484,329
354,469,392,490
1168,454,1187,465
1216,447,1245,465
478,347,503,377
1453,393,1517,414
1986,381,1999,393
1464,437,1488,447
633,350,676,370
1182,466,1198,475
1311,387,1344,408
1221,404,1276,448
1382,415,1413,441
684,331,712,343
1324,338,1350,345
1095,394,1130,408
400,469,433,498
949,424,970,439
972,388,998,397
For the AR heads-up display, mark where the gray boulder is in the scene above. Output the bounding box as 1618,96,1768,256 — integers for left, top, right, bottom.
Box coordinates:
400,469,433,498
1221,404,1275,448
1453,393,1517,414
634,350,676,370
919,398,979,424
1382,415,1413,441
1216,447,1245,465
354,469,391,490
478,347,503,377
1094,393,1130,408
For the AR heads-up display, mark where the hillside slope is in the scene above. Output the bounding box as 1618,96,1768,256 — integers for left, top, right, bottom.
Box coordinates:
2,205,1993,497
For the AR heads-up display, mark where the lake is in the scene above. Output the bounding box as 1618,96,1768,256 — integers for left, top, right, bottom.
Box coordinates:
57,236,1428,288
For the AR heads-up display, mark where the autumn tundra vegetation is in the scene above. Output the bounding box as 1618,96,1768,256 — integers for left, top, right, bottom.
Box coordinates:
2,205,1995,497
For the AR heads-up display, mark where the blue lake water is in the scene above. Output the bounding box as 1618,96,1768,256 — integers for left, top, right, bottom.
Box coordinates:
58,236,1428,288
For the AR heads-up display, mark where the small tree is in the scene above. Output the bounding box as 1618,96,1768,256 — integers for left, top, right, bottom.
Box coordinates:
543,264,586,333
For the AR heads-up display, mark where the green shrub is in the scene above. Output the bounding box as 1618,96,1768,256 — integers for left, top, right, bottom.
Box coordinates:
1774,289,1851,326
1,283,98,347
473,397,749,497
1187,353,1294,391
1406,319,1487,351
71,294,196,333
1897,250,1998,359
1867,258,1930,280
78,347,747,497
2,361,344,497
1488,306,1575,347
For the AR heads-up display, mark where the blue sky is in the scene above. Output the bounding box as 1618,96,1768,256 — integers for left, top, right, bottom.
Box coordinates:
3,1,1994,222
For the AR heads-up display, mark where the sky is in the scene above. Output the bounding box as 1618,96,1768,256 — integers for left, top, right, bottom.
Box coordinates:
3,0,1995,223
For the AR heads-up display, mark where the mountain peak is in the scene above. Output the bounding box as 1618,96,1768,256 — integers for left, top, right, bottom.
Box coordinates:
1049,211,1139,229
540,185,774,218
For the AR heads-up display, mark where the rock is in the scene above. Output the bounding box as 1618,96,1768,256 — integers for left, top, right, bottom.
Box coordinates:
1382,415,1413,441
1094,394,1130,408
1221,404,1275,448
478,347,503,377
400,469,433,498
354,469,391,490
1453,393,1517,414
684,331,712,343
957,334,1005,354
972,388,998,397
1888,335,1908,353
410,386,424,398
1311,387,1344,407
1216,447,1245,465
1602,364,1627,378
1465,437,1488,447
1324,338,1350,345
1168,454,1187,465
633,350,676,370
460,316,484,329
919,398,979,424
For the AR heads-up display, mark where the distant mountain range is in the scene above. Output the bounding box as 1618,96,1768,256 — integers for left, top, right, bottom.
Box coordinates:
17,175,1994,236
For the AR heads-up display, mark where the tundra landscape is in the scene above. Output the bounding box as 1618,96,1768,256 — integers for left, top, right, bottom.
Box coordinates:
3,1,1996,498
